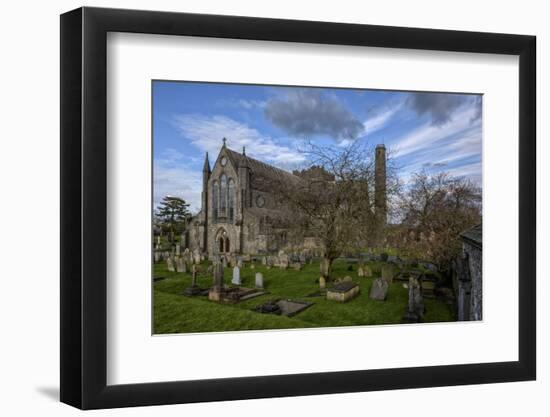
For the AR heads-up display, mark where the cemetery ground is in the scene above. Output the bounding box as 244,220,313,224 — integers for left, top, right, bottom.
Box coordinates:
153,259,454,334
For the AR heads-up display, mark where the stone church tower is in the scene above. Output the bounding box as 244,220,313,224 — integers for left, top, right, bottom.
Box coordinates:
188,139,299,258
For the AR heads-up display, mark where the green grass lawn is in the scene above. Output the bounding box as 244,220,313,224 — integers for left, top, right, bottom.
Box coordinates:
153,259,455,334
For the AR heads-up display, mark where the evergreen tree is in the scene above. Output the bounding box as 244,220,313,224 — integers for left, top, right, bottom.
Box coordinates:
156,196,191,244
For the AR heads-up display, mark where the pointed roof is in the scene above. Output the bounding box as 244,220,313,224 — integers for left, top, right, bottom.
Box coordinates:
202,152,211,173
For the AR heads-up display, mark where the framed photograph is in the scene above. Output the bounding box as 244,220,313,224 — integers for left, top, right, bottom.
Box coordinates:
60,6,536,409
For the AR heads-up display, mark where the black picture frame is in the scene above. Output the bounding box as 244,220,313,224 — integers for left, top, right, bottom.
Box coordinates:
60,6,536,410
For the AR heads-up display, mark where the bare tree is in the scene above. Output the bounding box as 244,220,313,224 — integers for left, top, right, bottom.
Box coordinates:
270,140,398,279
393,171,481,273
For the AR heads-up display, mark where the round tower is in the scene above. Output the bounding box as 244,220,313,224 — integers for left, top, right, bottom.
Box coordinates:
374,144,387,224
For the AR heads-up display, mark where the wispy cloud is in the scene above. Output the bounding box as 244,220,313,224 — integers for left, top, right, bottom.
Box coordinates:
172,114,306,167
363,100,404,136
393,105,481,159
154,149,203,212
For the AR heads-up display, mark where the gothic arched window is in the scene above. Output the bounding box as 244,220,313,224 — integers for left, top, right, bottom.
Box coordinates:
220,175,227,217
228,178,235,223
212,180,219,221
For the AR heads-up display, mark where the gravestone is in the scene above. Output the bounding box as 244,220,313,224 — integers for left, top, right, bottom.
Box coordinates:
343,276,353,282
381,264,394,284
183,264,202,296
154,251,161,263
403,276,425,322
166,257,175,272
369,277,389,301
212,262,224,289
319,276,326,289
221,257,228,268
320,258,330,278
157,236,161,246
357,266,364,277
232,266,241,285
175,244,180,256
237,259,243,268
175,256,187,273
250,264,255,269
255,272,264,289
364,265,373,277
193,250,201,265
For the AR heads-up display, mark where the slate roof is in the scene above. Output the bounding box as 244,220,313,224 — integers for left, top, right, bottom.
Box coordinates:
460,223,482,250
225,148,299,190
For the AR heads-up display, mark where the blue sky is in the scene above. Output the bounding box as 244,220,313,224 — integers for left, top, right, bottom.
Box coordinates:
153,81,482,213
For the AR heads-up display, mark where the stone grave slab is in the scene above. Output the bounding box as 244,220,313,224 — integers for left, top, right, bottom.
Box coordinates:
326,281,360,303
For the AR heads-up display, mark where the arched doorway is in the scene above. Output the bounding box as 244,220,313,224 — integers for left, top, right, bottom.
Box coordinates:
215,228,230,254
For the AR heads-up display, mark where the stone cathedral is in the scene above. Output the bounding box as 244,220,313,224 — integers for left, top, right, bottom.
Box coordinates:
185,139,387,258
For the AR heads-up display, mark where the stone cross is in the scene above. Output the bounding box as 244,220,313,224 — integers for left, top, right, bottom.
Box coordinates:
255,272,264,289
232,266,241,285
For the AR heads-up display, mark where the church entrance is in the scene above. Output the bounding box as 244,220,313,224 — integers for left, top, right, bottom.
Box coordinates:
216,229,230,254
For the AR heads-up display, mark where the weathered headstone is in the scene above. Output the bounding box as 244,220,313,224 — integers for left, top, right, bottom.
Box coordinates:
232,266,241,285
319,276,326,289
175,244,181,256
381,264,394,284
237,259,243,268
250,264,255,269
343,275,353,282
357,266,364,277
193,249,201,265
183,264,202,296
403,276,425,322
212,262,224,290
320,258,330,278
255,272,264,289
363,265,373,277
166,257,175,272
175,256,187,273
369,277,389,301
154,251,161,263
221,257,228,268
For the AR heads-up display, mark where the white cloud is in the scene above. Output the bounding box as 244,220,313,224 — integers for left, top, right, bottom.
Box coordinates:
154,149,203,213
363,101,403,136
393,106,481,159
172,114,306,167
